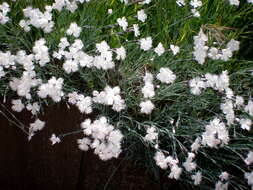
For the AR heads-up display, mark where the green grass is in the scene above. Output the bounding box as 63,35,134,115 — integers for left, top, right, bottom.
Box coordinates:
1,0,253,189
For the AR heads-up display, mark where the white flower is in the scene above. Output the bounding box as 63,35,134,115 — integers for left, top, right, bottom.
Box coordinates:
33,38,50,66
50,134,61,145
116,46,126,60
235,96,244,107
191,137,201,152
143,72,154,83
21,6,54,33
154,43,165,56
201,118,229,148
68,91,79,105
191,9,200,17
142,82,155,98
140,37,153,51
219,172,229,181
190,0,202,8
192,171,202,185
221,48,232,61
193,29,208,65
239,118,252,131
144,126,158,142
28,121,43,139
117,16,128,31
176,0,186,6
208,47,221,60
66,22,81,38
189,77,206,95
227,39,240,52
0,2,10,24
93,85,125,112
77,138,90,151
79,117,123,160
215,181,229,190
183,153,197,172
168,164,182,180
30,119,45,131
37,77,64,102
29,119,45,140
229,0,240,6
137,9,147,22
156,67,176,84
140,0,152,4
63,60,79,73
245,100,253,116
96,41,110,53
154,151,168,169
76,95,93,114
26,102,40,115
108,9,113,14
140,100,155,114
133,24,140,37
245,151,253,165
220,99,235,125
11,99,25,112
170,44,180,55
245,171,253,188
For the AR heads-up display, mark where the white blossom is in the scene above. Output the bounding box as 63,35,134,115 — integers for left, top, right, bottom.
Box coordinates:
78,117,123,160
156,67,176,84
183,152,197,172
229,0,240,6
137,9,147,22
245,151,253,165
117,16,128,31
33,39,50,66
245,100,253,116
202,118,229,148
50,134,61,145
116,46,126,60
63,60,79,73
140,37,153,51
11,99,25,112
176,0,186,7
154,43,165,56
144,125,158,142
170,44,180,55
66,22,81,38
192,171,202,185
93,85,125,112
140,100,155,114
29,119,45,140
0,2,10,24
193,29,208,65
133,24,140,37
37,77,64,102
239,118,252,131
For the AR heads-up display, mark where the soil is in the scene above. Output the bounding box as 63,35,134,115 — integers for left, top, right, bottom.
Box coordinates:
0,102,188,190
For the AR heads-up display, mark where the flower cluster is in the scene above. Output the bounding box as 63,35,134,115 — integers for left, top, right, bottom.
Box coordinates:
201,118,229,148
33,39,50,67
0,2,10,24
193,29,240,64
189,70,230,95
93,85,126,112
20,6,54,33
78,117,123,160
154,151,182,180
68,92,93,114
37,77,64,102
